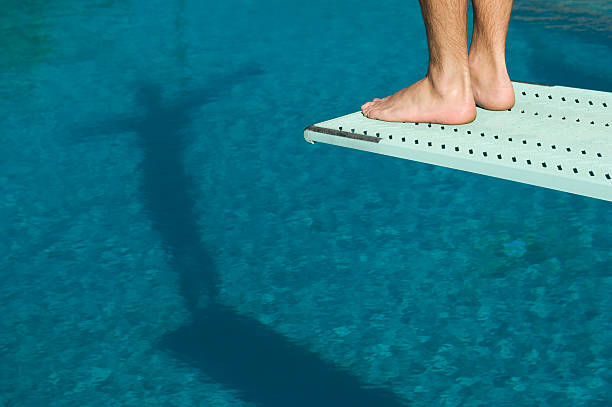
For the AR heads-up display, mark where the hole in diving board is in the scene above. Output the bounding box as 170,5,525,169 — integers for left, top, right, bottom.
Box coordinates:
348,118,606,162
465,146,604,179
356,125,606,164
388,131,611,183
517,87,609,120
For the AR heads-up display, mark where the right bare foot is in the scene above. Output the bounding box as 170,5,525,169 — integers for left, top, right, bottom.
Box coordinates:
361,75,477,125
468,54,515,111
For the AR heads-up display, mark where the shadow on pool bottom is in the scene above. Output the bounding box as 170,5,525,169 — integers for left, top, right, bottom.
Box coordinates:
120,71,407,406
160,304,409,407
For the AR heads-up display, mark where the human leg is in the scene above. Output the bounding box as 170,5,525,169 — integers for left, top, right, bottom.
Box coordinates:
362,0,476,124
468,0,515,110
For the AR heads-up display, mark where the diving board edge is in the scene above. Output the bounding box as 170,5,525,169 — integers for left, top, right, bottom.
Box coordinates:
304,125,612,202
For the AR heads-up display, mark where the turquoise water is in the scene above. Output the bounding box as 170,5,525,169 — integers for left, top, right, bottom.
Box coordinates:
2,0,612,405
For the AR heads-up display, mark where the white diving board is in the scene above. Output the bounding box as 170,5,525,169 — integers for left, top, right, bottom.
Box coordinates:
304,81,612,202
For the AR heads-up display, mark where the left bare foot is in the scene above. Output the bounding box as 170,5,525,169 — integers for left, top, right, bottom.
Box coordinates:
361,75,477,125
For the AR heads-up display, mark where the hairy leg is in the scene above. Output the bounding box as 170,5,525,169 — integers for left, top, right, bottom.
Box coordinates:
362,0,476,124
468,0,515,110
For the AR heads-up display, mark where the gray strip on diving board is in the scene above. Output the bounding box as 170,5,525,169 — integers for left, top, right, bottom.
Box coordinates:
304,81,612,202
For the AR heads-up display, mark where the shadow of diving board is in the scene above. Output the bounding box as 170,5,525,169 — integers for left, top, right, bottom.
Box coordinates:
304,81,612,202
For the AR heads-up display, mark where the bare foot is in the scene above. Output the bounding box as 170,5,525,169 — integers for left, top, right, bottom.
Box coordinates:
361,76,477,125
468,55,515,111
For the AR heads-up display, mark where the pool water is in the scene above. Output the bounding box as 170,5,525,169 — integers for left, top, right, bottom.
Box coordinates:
1,1,611,406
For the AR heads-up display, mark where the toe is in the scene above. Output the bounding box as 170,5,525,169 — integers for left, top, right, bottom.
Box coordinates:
363,97,384,108
364,100,384,119
365,106,379,120
364,100,379,114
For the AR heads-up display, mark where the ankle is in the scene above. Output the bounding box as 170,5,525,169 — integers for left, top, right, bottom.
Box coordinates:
468,50,507,76
426,66,472,98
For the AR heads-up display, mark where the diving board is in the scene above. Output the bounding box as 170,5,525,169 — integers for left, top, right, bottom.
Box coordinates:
304,81,612,202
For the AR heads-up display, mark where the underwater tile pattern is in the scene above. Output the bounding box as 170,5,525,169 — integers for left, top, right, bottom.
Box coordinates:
1,0,611,406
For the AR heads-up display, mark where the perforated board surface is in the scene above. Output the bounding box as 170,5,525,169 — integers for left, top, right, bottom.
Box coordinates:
304,81,612,202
